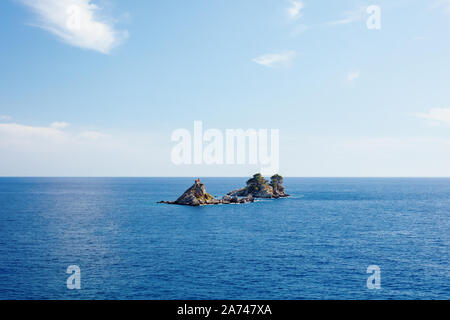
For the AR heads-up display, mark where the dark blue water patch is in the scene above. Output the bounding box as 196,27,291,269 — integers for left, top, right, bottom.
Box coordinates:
0,178,449,299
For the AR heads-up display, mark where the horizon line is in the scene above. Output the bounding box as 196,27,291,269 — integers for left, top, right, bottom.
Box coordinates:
1,176,450,179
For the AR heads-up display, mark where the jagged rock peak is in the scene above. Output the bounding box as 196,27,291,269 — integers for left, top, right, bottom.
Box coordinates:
174,179,218,206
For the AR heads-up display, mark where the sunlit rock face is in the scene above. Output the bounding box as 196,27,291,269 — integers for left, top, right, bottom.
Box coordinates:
175,180,219,206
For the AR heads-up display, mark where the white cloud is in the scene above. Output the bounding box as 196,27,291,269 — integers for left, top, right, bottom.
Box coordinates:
347,70,360,82
78,130,110,140
433,0,450,14
416,108,450,125
0,122,67,141
20,0,128,53
2,121,450,177
252,51,296,68
287,1,304,20
0,122,111,142
0,115,12,121
283,135,450,177
328,7,366,25
50,121,70,129
0,121,171,176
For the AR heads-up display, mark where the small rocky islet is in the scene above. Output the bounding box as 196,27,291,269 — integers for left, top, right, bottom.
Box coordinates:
159,173,289,206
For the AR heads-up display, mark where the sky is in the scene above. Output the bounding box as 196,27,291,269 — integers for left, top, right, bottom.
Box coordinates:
1,0,450,177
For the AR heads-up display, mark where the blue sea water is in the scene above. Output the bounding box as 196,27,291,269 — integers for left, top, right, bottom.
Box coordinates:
0,177,448,300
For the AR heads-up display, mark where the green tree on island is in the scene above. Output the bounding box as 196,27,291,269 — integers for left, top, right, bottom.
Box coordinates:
270,174,284,189
246,173,269,192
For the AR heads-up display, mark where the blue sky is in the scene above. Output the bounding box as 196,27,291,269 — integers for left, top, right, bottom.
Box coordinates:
1,0,450,176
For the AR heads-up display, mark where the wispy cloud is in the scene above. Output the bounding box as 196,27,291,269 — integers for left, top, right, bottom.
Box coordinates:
50,121,70,129
416,108,450,125
328,7,366,25
347,70,360,82
0,122,67,140
252,51,296,68
19,0,128,53
287,1,304,20
433,0,450,14
0,122,109,141
78,130,110,140
0,115,12,121
0,121,166,176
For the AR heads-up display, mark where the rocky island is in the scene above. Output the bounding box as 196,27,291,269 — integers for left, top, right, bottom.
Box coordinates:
228,173,289,199
159,174,288,206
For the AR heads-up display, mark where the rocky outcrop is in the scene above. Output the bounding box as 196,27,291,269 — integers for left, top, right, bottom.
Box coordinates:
174,180,218,205
269,174,288,198
159,179,254,206
159,174,288,206
227,173,289,199
221,194,254,204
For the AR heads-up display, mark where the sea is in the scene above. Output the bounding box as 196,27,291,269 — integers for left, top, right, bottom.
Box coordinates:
0,177,448,300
